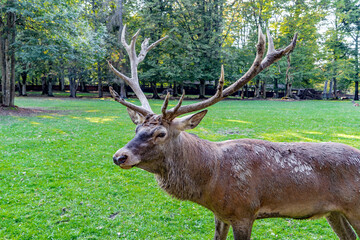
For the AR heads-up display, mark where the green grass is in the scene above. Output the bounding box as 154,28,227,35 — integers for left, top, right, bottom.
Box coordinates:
1,96,359,239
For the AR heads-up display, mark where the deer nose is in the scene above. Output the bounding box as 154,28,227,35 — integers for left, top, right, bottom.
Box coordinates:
113,154,128,165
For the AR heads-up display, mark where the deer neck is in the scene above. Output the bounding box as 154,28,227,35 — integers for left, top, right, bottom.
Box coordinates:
155,131,217,202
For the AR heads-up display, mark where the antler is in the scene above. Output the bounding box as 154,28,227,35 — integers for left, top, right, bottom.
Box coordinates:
108,25,168,115
162,27,298,120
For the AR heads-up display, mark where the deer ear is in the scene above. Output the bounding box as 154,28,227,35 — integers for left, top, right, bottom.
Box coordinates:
127,108,145,125
173,110,208,131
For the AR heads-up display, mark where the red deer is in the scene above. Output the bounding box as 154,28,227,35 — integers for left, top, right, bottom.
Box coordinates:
108,25,360,240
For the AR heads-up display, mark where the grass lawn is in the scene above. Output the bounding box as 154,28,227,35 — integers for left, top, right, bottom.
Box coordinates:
1,95,359,239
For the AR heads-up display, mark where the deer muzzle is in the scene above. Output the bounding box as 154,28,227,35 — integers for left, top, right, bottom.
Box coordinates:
113,149,140,169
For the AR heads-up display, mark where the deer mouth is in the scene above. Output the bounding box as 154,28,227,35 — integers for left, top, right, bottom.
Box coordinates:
120,165,135,169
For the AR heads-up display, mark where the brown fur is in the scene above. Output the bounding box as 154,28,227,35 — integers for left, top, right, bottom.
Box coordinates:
113,114,360,240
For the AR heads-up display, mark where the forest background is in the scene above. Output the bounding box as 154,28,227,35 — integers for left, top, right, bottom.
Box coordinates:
0,0,359,107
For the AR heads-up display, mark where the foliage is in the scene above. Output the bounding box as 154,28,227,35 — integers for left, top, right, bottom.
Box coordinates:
336,0,360,98
1,96,360,239
1,0,360,100
15,0,108,97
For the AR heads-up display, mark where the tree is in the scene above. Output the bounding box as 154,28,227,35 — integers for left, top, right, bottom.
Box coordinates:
0,0,17,107
175,0,225,98
337,0,360,100
106,0,127,98
8,0,359,102
138,0,174,99
137,0,226,99
16,0,107,98
273,0,326,98
323,11,350,99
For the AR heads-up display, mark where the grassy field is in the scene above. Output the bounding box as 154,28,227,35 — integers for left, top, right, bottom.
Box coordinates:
1,95,360,239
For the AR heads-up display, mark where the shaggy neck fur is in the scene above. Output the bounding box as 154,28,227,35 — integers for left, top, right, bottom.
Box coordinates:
155,131,217,202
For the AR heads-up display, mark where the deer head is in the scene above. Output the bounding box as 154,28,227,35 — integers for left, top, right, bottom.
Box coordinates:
109,25,297,172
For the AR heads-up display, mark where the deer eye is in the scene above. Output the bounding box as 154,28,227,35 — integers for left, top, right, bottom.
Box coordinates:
156,132,166,138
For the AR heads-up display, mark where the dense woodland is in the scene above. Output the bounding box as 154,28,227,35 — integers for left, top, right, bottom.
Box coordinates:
0,0,359,107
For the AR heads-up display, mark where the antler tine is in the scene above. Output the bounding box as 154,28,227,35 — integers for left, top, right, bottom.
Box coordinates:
147,35,169,52
161,92,171,118
109,87,152,117
130,29,141,55
284,32,298,54
109,26,168,115
171,89,185,116
266,28,275,55
260,31,298,70
216,65,225,97
163,89,186,121
121,24,130,52
108,61,131,83
138,35,169,63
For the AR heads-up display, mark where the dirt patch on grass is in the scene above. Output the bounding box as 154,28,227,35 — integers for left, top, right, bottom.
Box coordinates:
0,106,61,117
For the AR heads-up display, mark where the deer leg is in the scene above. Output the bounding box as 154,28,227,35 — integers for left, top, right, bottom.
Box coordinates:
214,216,230,240
231,218,254,240
342,214,360,239
326,212,357,240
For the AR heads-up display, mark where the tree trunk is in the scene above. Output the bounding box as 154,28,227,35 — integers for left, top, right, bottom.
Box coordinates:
103,0,126,99
261,80,266,99
332,77,337,99
199,80,206,99
69,68,78,98
120,80,127,98
69,77,78,98
17,75,21,95
0,7,16,107
173,81,178,97
328,79,333,98
92,0,104,99
111,83,121,97
80,80,87,92
117,0,127,99
151,81,160,99
286,83,292,98
97,64,103,98
19,72,27,96
254,78,260,98
323,80,328,99
285,54,293,98
354,34,359,100
273,77,278,98
59,65,65,91
41,77,48,95
48,76,54,97
180,83,184,96
98,78,103,98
